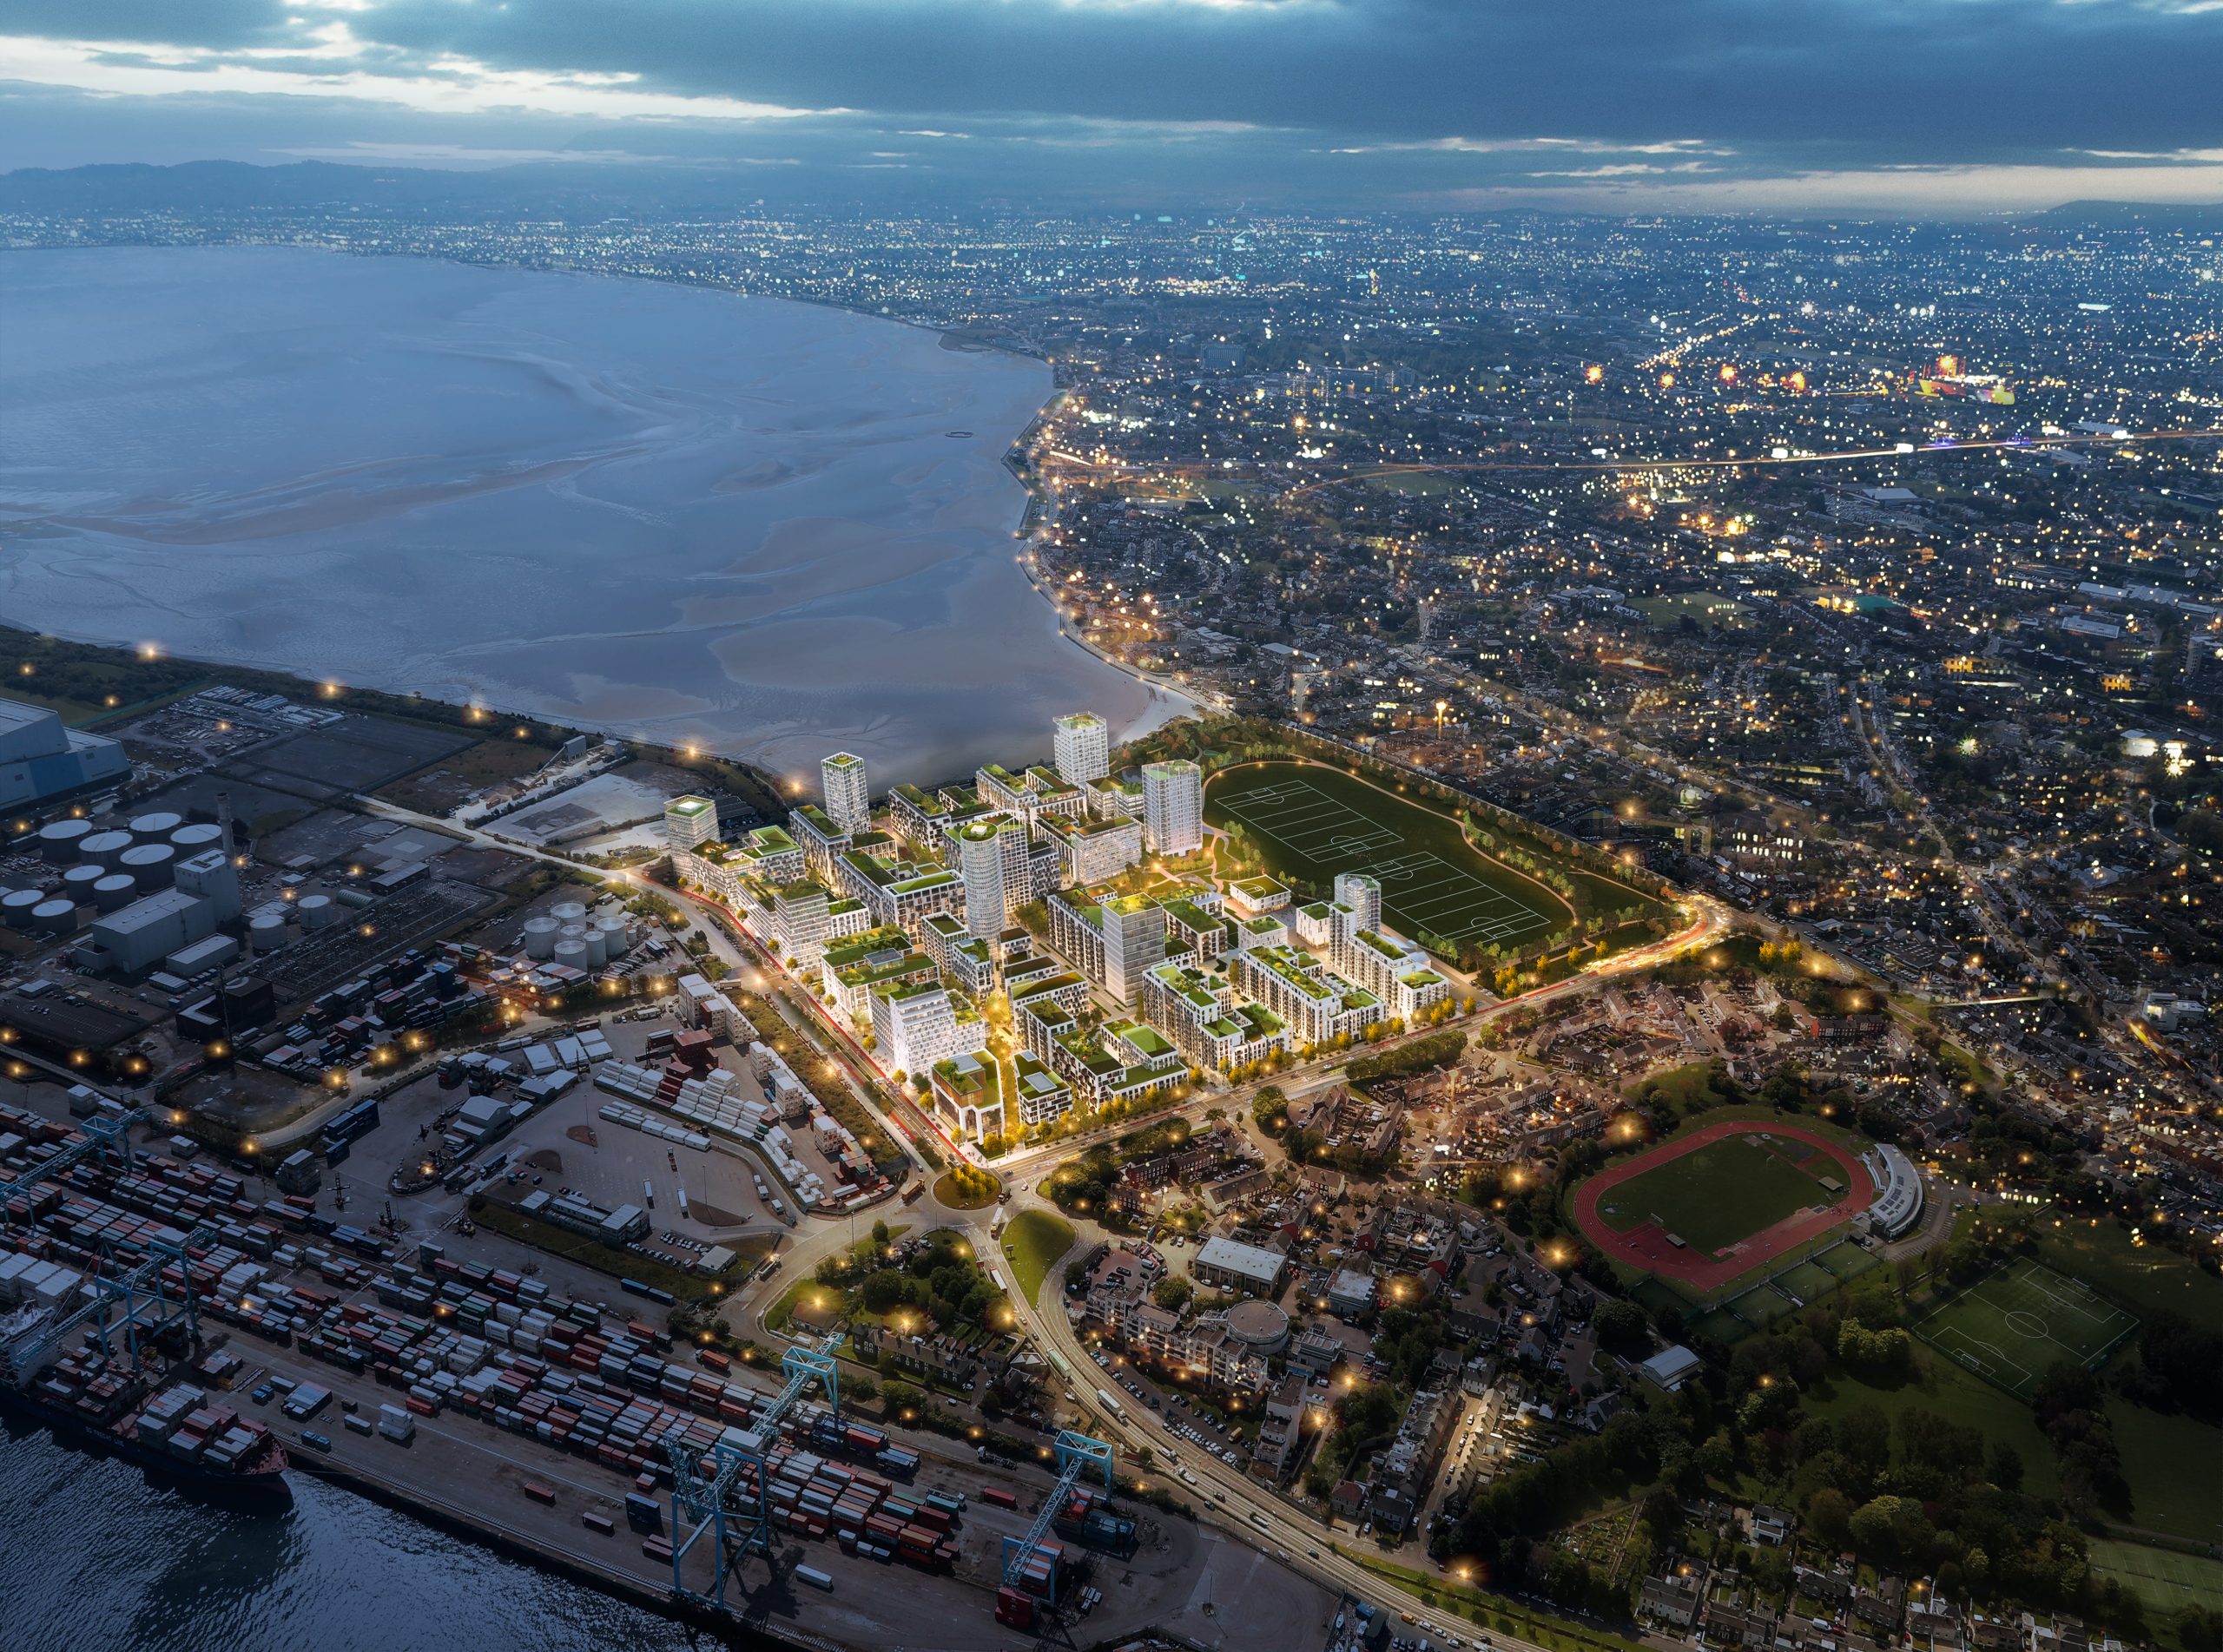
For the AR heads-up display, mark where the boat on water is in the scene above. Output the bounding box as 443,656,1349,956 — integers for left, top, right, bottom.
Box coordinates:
1,1305,291,1502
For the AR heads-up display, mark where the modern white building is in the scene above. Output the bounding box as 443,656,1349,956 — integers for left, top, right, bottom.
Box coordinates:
871,978,960,1080
821,752,871,836
0,697,129,809
1047,887,1166,1004
1052,712,1111,786
956,818,1026,939
1333,872,1382,936
663,793,720,851
1141,760,1204,857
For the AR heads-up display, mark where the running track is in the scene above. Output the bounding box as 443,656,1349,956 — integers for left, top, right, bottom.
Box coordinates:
1573,1119,1877,1293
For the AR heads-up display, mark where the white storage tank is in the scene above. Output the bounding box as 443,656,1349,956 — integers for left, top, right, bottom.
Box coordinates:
552,938,590,971
523,916,560,960
297,893,337,931
582,926,609,969
36,819,91,863
551,900,589,927
248,912,288,951
594,917,630,959
30,898,78,936
60,864,105,902
170,822,226,855
129,810,184,839
2,888,46,928
91,874,138,913
82,830,135,869
119,843,176,890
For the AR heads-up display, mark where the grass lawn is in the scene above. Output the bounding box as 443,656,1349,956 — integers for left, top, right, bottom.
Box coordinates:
2088,1538,2223,1618
1804,1350,2061,1502
1206,759,1653,955
2106,1399,2223,1547
1594,1132,1841,1253
2013,1215,2223,1324
1002,1209,1076,1305
1913,1257,2141,1401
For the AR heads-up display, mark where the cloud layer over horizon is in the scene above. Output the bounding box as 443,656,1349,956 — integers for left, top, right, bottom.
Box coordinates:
3,0,2221,213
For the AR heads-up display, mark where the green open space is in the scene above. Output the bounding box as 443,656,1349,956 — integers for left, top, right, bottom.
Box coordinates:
1913,1257,2140,1401
1207,759,1626,956
1631,591,1756,630
1804,1348,2063,1502
2104,1400,2223,1547
2088,1539,2223,1619
1001,1208,1076,1305
1962,1209,2223,1325
1593,1132,1844,1254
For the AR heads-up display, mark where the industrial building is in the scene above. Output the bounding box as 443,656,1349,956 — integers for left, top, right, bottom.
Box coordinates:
0,696,129,807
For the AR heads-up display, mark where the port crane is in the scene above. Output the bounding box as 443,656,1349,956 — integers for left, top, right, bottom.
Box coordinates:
0,1102,150,1205
5,1221,214,1384
661,1331,841,1612
1000,1428,1115,1607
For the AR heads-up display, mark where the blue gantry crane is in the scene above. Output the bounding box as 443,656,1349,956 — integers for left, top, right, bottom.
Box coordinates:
0,1102,150,1206
1000,1428,1116,1606
661,1332,841,1612
5,1221,214,1384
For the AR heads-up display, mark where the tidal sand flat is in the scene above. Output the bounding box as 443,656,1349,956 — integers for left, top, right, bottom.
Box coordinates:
0,246,1179,786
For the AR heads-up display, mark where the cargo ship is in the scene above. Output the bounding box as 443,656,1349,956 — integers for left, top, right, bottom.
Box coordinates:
1,1305,291,1501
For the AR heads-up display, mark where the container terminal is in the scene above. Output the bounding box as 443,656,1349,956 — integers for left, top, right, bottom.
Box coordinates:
0,1084,1336,1652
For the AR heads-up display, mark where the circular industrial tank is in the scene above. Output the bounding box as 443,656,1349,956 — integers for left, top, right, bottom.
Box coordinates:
248,912,288,951
30,898,78,936
118,842,176,889
82,830,135,869
523,915,560,960
582,926,609,969
551,938,590,971
2,888,46,928
170,822,226,855
297,893,337,931
36,819,92,863
593,917,630,960
91,874,137,913
129,810,184,839
61,864,105,901
551,899,589,927
1223,1299,1292,1353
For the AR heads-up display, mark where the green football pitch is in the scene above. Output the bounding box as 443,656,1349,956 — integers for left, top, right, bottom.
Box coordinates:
1593,1132,1842,1255
1915,1257,2141,1400
1205,760,1573,951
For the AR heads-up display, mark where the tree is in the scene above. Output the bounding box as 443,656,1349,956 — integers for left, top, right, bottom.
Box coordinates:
1153,1275,1195,1312
1594,1299,1651,1361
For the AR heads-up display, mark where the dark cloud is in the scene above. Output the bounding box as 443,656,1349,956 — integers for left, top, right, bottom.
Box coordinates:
3,0,2220,207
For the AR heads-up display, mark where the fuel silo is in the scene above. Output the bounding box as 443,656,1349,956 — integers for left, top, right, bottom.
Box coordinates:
582,925,609,969
170,822,226,856
248,912,288,951
36,819,91,863
30,898,78,936
60,864,106,903
551,899,589,928
552,938,590,971
129,810,184,839
82,830,135,870
2,888,46,928
593,916,630,959
523,916,560,960
118,842,176,890
91,874,137,913
297,893,337,931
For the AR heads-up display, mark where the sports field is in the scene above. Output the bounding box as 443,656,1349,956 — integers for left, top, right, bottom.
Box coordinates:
1573,1120,1876,1293
1914,1257,2140,1401
1205,760,1575,951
